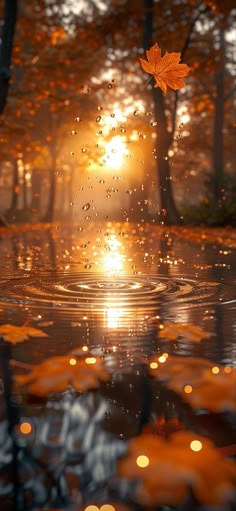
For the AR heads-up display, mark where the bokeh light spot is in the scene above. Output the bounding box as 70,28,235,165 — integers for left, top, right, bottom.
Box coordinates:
190,440,202,452
136,455,150,468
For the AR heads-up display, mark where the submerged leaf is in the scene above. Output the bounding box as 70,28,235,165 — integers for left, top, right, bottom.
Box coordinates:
0,323,48,344
158,323,211,342
14,352,109,397
118,431,236,507
148,354,236,413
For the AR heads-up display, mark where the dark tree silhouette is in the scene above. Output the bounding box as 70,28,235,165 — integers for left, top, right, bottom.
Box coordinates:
0,0,18,115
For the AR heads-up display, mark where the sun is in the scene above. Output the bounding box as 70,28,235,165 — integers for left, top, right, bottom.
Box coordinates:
103,135,128,169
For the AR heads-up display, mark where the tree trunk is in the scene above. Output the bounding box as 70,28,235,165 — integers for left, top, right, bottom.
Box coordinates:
143,0,181,224
153,87,181,224
31,168,41,213
10,158,19,210
42,167,56,222
212,27,225,202
0,0,18,115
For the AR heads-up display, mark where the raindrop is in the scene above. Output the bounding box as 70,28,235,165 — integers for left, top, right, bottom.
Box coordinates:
96,116,101,123
84,264,91,269
99,179,105,184
69,151,74,156
69,202,74,206
107,83,112,89
85,215,91,220
133,110,140,116
78,227,83,231
120,126,126,133
97,106,103,110
163,156,168,160
81,148,87,153
71,130,77,135
97,130,103,135
111,113,115,118
150,121,158,126
82,203,91,211
75,117,81,122
126,189,133,195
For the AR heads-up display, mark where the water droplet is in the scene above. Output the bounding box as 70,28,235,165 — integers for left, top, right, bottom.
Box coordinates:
111,113,115,118
126,189,133,194
99,179,105,184
150,121,157,126
78,227,83,231
107,83,112,89
96,116,101,123
163,156,168,160
81,148,87,153
69,151,74,156
85,215,91,220
97,130,103,135
71,130,77,135
69,202,74,206
120,126,126,133
133,110,140,116
82,203,90,211
75,117,81,122
97,106,103,110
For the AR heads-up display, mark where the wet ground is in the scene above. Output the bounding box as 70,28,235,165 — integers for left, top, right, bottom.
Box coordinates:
0,222,235,510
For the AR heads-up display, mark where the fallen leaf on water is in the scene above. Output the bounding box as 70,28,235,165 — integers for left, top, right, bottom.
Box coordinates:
0,323,48,344
158,323,211,342
118,431,236,507
139,43,190,93
148,354,236,413
14,352,109,397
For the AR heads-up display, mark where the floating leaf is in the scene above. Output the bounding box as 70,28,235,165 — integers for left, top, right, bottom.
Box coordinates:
148,354,236,413
118,431,236,507
139,43,190,93
14,353,109,397
158,323,211,342
0,323,48,344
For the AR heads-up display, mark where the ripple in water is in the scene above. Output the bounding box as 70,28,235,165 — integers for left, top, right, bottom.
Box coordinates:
0,273,233,311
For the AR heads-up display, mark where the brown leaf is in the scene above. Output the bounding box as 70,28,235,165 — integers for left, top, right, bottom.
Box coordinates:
158,323,211,342
118,431,236,507
14,353,109,397
139,43,190,93
0,323,48,344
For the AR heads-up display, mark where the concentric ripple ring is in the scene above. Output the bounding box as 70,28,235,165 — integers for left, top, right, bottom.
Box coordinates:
0,273,232,311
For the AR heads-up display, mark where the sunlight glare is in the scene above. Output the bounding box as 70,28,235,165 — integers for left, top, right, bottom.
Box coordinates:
103,136,128,169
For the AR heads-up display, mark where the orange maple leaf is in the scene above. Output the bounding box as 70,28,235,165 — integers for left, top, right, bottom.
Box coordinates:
0,323,48,344
14,353,109,397
139,43,190,93
158,323,211,342
118,431,236,507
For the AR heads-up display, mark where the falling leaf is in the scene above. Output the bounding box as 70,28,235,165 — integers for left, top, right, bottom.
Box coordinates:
0,323,48,344
118,431,236,507
148,354,236,413
139,43,190,93
14,352,109,397
158,323,211,342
